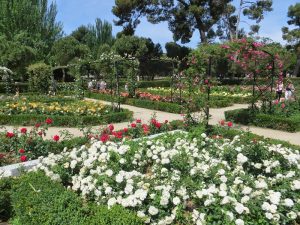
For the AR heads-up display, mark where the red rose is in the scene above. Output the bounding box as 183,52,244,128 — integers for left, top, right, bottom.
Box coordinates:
53,135,60,142
38,131,43,136
19,149,25,154
204,79,209,85
0,153,5,159
151,119,157,125
45,118,53,124
281,103,285,109
108,124,114,131
100,134,109,143
20,128,27,134
123,128,128,133
219,120,225,126
114,131,123,139
227,121,233,127
35,123,41,128
155,122,161,129
20,155,27,162
131,123,136,128
6,132,14,138
136,119,141,123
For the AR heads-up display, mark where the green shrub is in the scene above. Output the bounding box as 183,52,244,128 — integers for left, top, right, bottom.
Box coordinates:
0,110,132,127
11,171,90,225
137,80,171,88
126,98,183,113
0,82,29,93
10,172,143,225
225,108,300,132
87,205,144,225
87,92,127,103
27,63,52,94
0,177,14,222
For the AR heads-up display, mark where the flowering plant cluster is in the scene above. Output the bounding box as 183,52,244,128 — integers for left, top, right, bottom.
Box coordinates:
269,99,300,117
85,118,182,143
0,118,63,166
0,98,108,116
34,131,300,225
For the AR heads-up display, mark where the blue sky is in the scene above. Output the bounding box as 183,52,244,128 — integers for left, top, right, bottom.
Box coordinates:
54,0,298,49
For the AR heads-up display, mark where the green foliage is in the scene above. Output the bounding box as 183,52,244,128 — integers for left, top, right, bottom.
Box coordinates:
27,63,52,93
225,108,300,132
50,36,90,66
126,98,183,113
282,3,300,46
112,0,232,43
9,172,143,225
71,18,115,58
0,110,132,127
165,42,191,60
0,177,14,222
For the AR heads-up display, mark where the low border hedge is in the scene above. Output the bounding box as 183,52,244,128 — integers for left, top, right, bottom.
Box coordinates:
9,172,143,225
0,110,132,127
88,92,234,113
225,108,300,132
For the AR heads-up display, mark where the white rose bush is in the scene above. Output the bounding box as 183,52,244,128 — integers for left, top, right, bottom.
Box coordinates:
32,132,300,225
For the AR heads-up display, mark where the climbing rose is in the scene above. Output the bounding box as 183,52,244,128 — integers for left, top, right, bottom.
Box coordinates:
45,118,53,124
20,155,27,162
19,149,25,154
53,135,60,142
131,123,137,128
20,128,27,134
123,128,128,133
136,119,142,123
227,121,233,127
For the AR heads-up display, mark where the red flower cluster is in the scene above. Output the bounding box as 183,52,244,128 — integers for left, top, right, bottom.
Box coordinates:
219,120,233,127
19,149,25,154
151,119,161,129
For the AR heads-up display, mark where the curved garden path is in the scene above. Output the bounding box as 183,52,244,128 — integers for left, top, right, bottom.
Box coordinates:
1,99,300,146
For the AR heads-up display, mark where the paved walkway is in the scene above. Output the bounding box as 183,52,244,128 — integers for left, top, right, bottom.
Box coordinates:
1,99,300,146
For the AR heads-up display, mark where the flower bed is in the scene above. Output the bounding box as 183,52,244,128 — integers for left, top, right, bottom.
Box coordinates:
0,117,186,167
225,100,300,132
0,96,132,126
28,130,300,224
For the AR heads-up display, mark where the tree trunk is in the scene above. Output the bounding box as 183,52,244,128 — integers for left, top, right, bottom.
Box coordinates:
294,57,300,77
199,29,207,43
62,68,66,82
235,0,243,39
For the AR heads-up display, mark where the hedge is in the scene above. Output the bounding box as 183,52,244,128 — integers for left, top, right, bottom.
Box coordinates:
0,82,29,93
225,108,300,132
9,172,143,225
0,110,132,127
87,92,127,103
126,98,183,113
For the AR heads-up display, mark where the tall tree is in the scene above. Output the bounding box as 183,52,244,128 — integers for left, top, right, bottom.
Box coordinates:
165,42,191,60
0,0,63,51
71,19,115,58
282,3,300,77
113,0,232,44
217,0,273,40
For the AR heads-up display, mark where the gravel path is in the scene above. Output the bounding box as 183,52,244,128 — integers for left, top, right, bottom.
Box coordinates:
1,100,300,146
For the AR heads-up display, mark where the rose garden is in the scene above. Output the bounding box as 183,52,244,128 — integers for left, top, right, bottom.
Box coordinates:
1,1,300,225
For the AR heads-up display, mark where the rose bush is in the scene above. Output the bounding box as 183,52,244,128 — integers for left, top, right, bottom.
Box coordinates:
32,131,300,225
